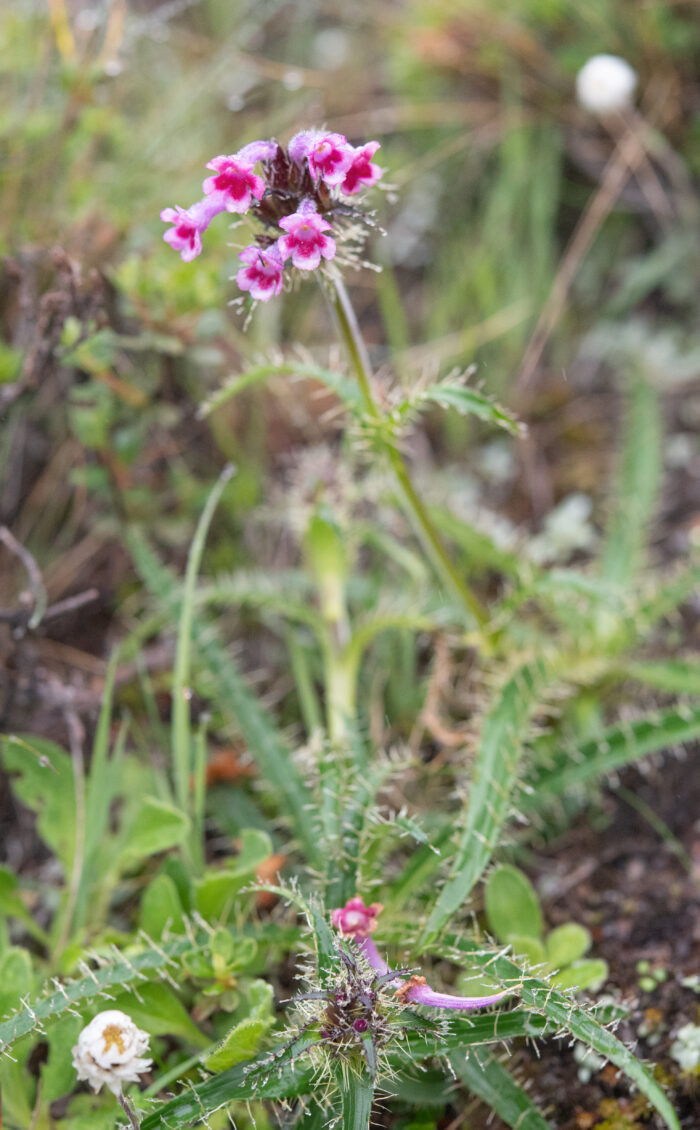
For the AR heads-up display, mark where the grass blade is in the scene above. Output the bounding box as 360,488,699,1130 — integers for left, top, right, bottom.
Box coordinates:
601,375,661,588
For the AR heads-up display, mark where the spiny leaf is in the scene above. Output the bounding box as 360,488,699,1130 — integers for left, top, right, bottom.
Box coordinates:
435,935,679,1130
623,658,700,694
423,660,550,942
0,935,200,1053
450,1048,553,1130
522,703,700,803
140,1035,317,1128
339,1065,375,1130
197,360,362,420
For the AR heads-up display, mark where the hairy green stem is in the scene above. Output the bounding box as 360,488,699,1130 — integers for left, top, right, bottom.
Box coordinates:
330,277,488,629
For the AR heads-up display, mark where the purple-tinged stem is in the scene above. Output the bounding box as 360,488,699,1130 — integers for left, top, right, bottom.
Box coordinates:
357,936,392,976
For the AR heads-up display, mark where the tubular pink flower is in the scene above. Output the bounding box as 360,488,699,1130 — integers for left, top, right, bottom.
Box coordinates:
288,130,354,186
236,244,284,302
236,140,278,165
394,974,510,1011
332,896,383,939
203,155,265,213
277,207,336,270
341,142,382,195
332,897,511,1012
160,195,225,261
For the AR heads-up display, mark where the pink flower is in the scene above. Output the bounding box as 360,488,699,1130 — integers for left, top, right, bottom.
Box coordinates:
160,195,226,261
203,156,265,213
236,244,284,302
331,897,512,1012
394,974,510,1011
277,206,336,270
289,131,354,187
341,142,382,195
331,896,383,939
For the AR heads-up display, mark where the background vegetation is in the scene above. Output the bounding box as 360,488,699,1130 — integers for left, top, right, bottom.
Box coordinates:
1,2,699,1129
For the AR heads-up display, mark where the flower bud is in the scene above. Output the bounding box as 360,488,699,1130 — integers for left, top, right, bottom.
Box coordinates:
71,1009,152,1096
576,54,638,115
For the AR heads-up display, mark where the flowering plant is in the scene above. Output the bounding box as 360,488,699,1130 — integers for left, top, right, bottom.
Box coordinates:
161,129,383,301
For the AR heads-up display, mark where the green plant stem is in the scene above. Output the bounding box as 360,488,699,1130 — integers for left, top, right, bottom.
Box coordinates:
118,1093,142,1130
329,277,488,629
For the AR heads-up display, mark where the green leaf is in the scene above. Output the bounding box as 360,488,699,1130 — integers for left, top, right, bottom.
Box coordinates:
140,873,186,938
507,935,548,967
128,530,321,869
1,736,76,877
522,704,700,802
197,360,363,420
0,864,48,944
450,1048,553,1130
423,660,549,942
41,1013,84,1103
119,797,189,862
339,1066,375,1130
111,982,207,1047
485,865,543,943
141,1037,317,1129
412,382,520,434
435,934,679,1130
194,829,272,920
551,959,608,992
545,924,591,968
0,946,33,1017
601,374,660,588
624,658,700,694
203,981,274,1070
0,935,199,1052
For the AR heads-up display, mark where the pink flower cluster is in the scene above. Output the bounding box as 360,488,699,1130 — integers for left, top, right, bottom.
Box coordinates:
161,130,383,302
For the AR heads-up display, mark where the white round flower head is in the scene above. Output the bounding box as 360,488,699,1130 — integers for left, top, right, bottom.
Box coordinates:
72,1010,152,1096
576,54,638,115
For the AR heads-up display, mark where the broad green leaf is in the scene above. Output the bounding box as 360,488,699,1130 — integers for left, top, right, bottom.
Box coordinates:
0,947,33,1017
423,660,549,942
1,736,76,877
204,979,274,1070
507,935,547,967
119,797,189,862
112,982,207,1047
546,924,591,968
551,960,608,992
0,864,48,943
140,873,186,938
41,1013,83,1103
485,865,543,943
0,1051,33,1127
194,829,272,920
451,1048,553,1130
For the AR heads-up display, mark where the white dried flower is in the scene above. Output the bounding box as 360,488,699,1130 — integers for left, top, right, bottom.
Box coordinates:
576,54,638,115
670,1022,700,1073
72,1010,152,1096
